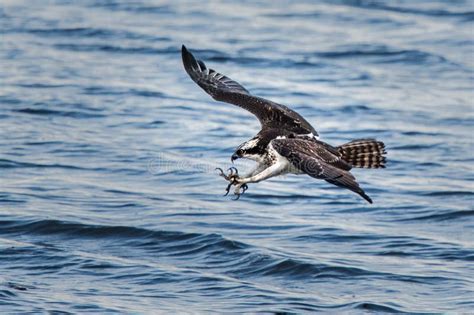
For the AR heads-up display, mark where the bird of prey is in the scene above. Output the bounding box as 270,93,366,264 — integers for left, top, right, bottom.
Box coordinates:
181,45,386,203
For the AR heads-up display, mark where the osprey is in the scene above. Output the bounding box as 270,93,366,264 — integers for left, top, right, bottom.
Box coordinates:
181,45,386,203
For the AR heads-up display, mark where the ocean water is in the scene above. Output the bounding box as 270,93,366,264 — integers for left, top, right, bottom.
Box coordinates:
1,0,473,313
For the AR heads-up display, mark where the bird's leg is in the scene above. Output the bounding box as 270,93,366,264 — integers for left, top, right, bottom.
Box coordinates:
230,163,269,197
217,162,284,199
232,162,285,197
244,163,268,178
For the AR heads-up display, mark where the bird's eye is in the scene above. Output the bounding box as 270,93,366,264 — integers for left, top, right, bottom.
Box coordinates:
237,149,243,155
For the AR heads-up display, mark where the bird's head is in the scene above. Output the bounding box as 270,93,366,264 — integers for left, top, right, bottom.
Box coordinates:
232,137,264,163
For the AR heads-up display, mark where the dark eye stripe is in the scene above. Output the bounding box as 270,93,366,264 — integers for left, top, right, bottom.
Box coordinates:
245,146,262,155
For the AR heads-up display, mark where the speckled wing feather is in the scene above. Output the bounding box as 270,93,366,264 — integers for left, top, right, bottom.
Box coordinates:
181,45,317,136
279,138,352,171
272,138,372,203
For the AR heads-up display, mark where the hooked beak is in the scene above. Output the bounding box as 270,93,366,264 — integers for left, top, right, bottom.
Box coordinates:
231,153,239,163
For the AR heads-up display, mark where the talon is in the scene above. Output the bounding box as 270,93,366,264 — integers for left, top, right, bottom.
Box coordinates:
231,183,248,200
224,182,233,196
216,167,226,179
228,167,238,175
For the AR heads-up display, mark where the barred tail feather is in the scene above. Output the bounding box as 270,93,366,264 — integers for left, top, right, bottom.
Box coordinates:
338,139,386,168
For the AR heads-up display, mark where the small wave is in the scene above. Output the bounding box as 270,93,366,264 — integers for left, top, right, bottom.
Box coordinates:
0,193,26,204
91,3,173,15
421,191,474,197
0,97,21,105
23,141,64,146
0,158,103,171
16,83,76,89
0,219,174,238
196,50,328,69
0,288,17,299
149,120,165,125
342,1,474,20
398,210,474,222
225,251,383,280
292,232,379,243
82,86,166,98
401,131,447,136
54,43,178,55
0,219,249,252
258,258,373,279
376,249,474,262
27,27,116,38
14,108,105,119
314,44,450,66
337,104,377,113
390,143,439,150
353,302,403,313
6,282,28,292
230,253,457,285
24,27,170,42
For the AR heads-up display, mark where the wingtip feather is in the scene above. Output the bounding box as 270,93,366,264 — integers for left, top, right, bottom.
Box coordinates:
363,193,373,204
181,45,199,76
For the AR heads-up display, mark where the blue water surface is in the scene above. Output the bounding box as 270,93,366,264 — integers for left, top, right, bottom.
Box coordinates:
1,0,473,313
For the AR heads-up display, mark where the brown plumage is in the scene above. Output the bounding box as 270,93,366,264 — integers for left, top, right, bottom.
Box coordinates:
182,45,387,203
272,138,375,203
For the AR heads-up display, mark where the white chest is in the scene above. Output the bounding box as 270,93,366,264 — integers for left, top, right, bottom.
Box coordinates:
265,142,303,175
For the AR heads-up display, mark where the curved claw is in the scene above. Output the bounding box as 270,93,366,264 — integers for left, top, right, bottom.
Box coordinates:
228,167,238,176
224,182,233,196
232,183,249,201
215,167,226,178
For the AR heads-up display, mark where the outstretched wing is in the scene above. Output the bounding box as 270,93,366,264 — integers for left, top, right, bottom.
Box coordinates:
272,138,372,203
182,45,317,136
